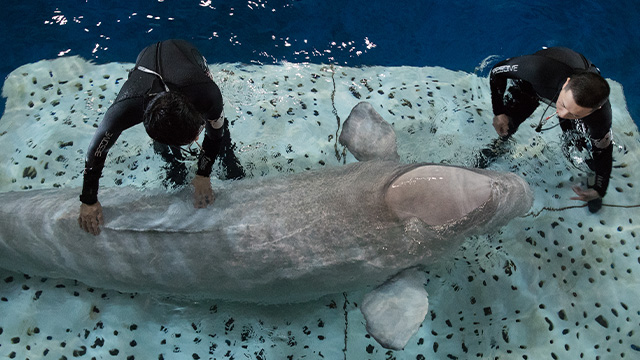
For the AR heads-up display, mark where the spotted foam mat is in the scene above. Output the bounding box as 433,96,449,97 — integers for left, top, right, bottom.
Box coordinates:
0,56,639,359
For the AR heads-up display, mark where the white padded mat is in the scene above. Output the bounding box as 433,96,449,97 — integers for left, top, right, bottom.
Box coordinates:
1,56,639,359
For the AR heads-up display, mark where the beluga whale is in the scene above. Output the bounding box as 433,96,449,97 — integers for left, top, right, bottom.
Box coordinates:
0,101,533,350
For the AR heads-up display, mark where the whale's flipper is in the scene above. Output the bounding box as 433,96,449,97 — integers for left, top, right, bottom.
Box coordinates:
339,101,400,161
360,268,429,350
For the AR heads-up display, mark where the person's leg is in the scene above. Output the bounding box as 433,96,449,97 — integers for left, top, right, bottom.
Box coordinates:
475,137,511,168
218,118,245,180
153,141,188,187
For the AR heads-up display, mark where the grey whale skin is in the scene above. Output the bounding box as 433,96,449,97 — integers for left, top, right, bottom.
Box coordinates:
0,102,533,350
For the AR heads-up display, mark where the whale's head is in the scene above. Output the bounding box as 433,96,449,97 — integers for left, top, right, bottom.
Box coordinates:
339,101,533,235
385,165,492,226
384,164,533,238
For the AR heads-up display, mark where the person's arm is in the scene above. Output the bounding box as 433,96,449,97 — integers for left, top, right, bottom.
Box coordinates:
80,128,117,206
490,54,572,113
589,141,613,198
490,55,568,137
197,110,225,176
78,100,139,234
489,59,520,136
186,71,225,207
570,141,610,202
78,123,118,235
571,102,613,201
490,58,522,116
192,109,225,208
588,103,613,198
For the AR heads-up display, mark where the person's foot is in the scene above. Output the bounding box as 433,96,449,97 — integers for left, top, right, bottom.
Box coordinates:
221,150,245,180
163,163,188,188
475,147,499,169
587,197,602,213
474,137,510,169
224,159,245,180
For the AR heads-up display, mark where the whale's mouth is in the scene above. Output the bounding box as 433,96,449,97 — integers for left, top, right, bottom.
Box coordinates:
384,165,492,226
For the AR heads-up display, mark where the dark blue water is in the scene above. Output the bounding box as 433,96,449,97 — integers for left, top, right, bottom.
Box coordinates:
1,0,639,123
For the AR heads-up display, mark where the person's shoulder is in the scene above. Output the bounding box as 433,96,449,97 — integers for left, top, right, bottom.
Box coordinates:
163,39,198,50
490,55,525,74
595,99,612,120
163,38,192,45
584,101,612,130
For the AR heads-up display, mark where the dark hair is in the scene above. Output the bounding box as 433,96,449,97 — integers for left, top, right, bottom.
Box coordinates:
143,91,205,146
567,71,610,109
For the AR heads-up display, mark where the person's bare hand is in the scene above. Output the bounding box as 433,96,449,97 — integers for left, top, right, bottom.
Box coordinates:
570,185,600,202
192,175,215,208
78,201,104,235
493,114,511,137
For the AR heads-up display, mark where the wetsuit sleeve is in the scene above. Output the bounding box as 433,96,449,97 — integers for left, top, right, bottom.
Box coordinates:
197,121,225,177
490,54,575,113
591,143,613,198
80,99,141,204
586,101,613,197
191,81,225,177
489,58,514,116
489,57,542,133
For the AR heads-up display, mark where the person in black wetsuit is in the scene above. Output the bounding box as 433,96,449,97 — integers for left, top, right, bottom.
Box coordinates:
484,47,612,213
78,39,244,235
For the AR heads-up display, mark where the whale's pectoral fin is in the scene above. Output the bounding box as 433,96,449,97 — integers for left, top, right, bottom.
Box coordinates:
339,101,400,162
360,268,429,350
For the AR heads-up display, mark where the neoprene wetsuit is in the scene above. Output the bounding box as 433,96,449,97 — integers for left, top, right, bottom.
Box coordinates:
489,47,613,198
80,39,225,205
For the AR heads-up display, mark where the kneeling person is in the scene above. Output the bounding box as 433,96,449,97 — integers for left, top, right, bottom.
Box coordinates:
78,39,243,235
487,47,612,212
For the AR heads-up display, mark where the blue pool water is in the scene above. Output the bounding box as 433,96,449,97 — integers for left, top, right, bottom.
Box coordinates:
1,0,639,123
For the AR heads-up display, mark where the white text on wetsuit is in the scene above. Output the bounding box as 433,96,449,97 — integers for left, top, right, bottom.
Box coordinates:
492,64,519,75
94,132,113,157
